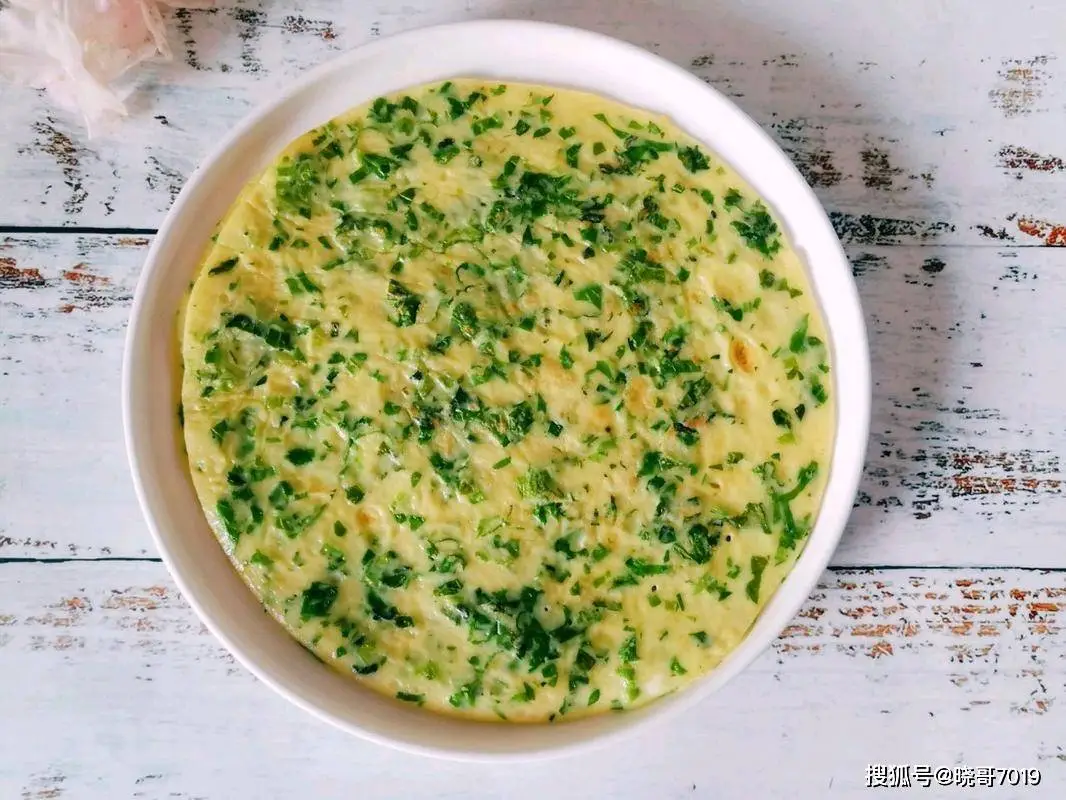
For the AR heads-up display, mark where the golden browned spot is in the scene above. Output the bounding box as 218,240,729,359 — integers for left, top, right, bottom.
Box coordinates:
624,375,650,413
730,338,753,373
590,405,613,426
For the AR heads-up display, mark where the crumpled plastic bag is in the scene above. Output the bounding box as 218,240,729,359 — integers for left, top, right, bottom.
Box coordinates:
0,0,216,138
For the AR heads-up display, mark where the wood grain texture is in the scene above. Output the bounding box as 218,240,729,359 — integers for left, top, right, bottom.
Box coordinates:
2,0,1066,796
4,234,1065,565
0,562,1063,799
0,0,1064,245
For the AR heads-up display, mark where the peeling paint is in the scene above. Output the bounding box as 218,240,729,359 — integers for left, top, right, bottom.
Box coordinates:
19,770,65,800
868,641,893,658
172,8,208,71
946,448,1060,475
770,119,844,188
762,54,800,68
20,117,88,217
232,7,267,73
860,147,903,191
829,212,954,245
283,15,337,40
1016,216,1066,246
103,586,171,613
59,263,130,311
145,156,185,206
975,224,1015,241
0,258,47,289
989,55,1054,117
768,567,1066,719
116,237,152,248
997,145,1066,175
849,252,886,278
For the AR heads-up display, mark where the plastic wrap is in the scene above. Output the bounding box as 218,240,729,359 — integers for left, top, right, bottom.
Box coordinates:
0,0,216,137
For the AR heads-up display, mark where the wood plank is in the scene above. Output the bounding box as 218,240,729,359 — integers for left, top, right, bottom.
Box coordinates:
0,562,1062,798
1,234,146,559
0,0,1064,242
2,233,1064,565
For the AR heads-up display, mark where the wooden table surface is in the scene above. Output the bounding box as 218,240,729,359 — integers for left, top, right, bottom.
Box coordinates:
2,1,1065,797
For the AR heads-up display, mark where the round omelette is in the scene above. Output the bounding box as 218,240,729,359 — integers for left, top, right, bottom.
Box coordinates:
179,79,834,722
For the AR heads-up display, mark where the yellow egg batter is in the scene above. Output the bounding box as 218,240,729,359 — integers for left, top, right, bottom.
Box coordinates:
179,79,834,722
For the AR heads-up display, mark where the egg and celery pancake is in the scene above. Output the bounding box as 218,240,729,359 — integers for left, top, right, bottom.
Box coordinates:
179,80,834,722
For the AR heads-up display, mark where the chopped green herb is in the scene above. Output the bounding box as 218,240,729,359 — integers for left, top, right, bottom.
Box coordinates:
452,302,479,339
249,550,273,567
789,314,810,353
677,145,710,172
731,201,781,258
470,114,501,136
386,280,421,327
573,283,603,310
285,447,315,465
275,154,319,216
361,152,397,179
746,555,769,602
208,257,239,276
300,581,338,620
516,468,557,499
565,143,582,169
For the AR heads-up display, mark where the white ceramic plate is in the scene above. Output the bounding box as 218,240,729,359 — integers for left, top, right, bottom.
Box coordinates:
123,19,870,761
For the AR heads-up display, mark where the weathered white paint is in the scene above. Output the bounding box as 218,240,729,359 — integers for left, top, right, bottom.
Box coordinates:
2,0,1066,797
0,563,1063,799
